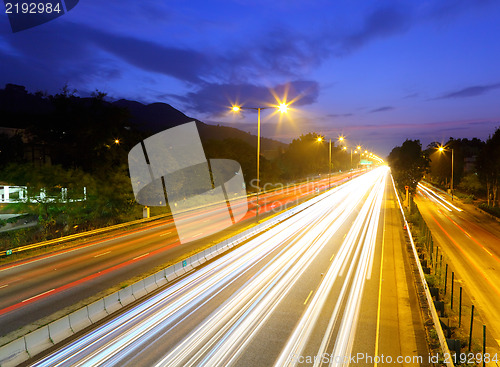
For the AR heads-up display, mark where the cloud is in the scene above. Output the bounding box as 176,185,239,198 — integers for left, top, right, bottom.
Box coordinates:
338,6,413,54
437,83,500,99
172,80,320,114
370,106,394,113
403,92,419,99
249,118,499,157
327,113,354,118
0,24,123,93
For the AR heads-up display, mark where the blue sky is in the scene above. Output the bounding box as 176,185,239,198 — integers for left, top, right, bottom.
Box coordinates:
1,0,499,156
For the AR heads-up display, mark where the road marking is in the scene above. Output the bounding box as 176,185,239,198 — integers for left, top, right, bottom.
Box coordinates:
192,233,203,238
0,284,8,289
133,253,149,261
484,248,494,257
374,185,387,367
94,251,111,258
343,233,346,239
428,212,500,297
22,289,55,303
304,290,313,305
160,231,172,237
329,252,335,261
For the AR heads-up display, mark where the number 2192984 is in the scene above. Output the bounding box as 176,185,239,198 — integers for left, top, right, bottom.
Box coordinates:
5,2,62,14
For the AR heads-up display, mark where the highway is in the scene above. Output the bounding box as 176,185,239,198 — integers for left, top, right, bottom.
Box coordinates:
416,183,500,353
28,167,429,367
0,172,356,337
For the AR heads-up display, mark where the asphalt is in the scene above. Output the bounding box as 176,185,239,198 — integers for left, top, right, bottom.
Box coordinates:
26,168,431,367
416,184,500,356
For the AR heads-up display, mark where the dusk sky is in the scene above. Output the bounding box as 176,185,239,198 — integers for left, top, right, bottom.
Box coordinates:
1,0,500,156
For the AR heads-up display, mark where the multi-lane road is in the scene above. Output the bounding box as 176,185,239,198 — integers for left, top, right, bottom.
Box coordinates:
0,172,356,337
28,167,430,366
416,183,500,354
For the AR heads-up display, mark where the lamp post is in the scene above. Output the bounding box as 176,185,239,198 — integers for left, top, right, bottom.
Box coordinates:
232,104,288,219
318,136,348,189
438,145,454,200
329,138,332,188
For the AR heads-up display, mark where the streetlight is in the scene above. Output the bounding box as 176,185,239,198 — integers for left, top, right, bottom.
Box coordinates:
232,103,289,219
437,145,454,200
318,136,347,189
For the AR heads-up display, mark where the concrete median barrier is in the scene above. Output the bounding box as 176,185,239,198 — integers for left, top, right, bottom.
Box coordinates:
103,292,122,314
25,326,53,358
118,285,135,306
0,189,313,364
154,269,167,287
204,248,216,261
0,338,29,367
69,307,92,333
48,316,74,344
165,266,176,282
197,253,206,265
189,254,201,268
216,244,227,255
143,275,158,293
132,280,147,299
173,262,186,277
87,299,108,324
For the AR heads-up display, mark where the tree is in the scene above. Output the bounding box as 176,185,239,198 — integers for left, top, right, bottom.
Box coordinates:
280,133,328,179
427,138,485,189
388,140,429,193
476,128,500,207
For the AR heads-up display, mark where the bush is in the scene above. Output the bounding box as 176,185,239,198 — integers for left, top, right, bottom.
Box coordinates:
479,203,500,218
458,173,484,196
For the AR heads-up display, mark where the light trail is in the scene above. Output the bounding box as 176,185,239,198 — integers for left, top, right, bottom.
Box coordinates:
30,167,389,367
417,183,462,212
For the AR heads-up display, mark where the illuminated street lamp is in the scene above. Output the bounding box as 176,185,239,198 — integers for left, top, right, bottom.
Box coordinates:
318,136,348,188
231,103,289,219
437,145,454,200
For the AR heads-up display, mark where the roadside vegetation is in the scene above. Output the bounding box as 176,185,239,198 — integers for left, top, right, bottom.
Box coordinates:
0,85,354,249
388,127,500,218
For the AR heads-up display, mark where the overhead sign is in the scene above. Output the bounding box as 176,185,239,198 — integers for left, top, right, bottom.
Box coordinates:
360,160,373,165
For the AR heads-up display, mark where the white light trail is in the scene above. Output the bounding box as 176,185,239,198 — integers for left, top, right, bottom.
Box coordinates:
31,167,390,367
417,183,462,212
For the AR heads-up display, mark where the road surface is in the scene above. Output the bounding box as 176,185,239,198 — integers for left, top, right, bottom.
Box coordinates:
416,183,500,354
0,173,356,337
28,167,429,366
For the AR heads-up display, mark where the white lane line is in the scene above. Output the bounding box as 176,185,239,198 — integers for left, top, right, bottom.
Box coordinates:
94,251,111,258
22,288,55,303
192,233,203,238
160,231,172,237
133,253,149,261
0,284,8,289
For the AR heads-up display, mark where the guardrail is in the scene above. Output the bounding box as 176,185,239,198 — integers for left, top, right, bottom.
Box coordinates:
391,175,454,365
0,212,173,257
0,181,335,367
1,170,359,257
